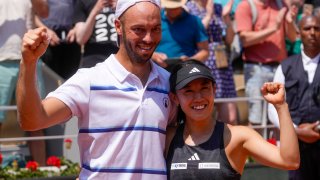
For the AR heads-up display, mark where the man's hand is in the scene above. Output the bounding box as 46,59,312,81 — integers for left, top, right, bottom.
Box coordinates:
152,52,168,68
92,0,110,15
205,0,214,19
261,82,285,106
106,0,117,10
296,121,320,143
223,0,234,17
286,3,299,24
66,27,77,43
47,28,60,46
22,27,50,64
273,7,287,31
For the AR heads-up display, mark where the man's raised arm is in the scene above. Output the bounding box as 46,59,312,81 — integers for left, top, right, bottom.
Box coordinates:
17,27,72,131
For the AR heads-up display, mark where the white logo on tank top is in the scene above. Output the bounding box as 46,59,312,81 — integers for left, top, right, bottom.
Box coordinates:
188,153,200,160
171,163,187,170
198,163,220,169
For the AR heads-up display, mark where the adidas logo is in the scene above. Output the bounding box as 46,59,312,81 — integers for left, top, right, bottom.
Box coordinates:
188,153,200,161
189,67,200,74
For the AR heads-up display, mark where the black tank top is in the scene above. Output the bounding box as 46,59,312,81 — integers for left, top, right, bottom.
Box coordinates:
166,121,241,180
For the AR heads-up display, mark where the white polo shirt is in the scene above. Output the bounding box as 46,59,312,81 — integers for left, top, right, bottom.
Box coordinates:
47,55,172,180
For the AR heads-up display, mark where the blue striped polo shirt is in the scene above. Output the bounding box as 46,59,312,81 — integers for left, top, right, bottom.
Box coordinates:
47,54,173,179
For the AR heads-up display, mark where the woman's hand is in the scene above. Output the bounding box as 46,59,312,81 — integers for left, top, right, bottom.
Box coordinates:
261,82,285,107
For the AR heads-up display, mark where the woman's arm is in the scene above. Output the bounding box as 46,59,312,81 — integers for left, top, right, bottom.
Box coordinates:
189,41,209,62
222,0,234,45
243,83,299,170
201,0,214,29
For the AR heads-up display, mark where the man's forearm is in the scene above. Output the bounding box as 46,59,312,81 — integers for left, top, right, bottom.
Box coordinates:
239,26,277,47
17,60,45,131
75,5,102,45
285,20,298,42
190,49,209,62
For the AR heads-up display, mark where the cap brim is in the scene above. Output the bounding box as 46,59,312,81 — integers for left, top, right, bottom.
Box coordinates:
161,0,187,9
175,74,214,90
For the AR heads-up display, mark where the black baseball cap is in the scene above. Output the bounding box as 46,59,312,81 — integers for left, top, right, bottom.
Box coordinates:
170,60,215,91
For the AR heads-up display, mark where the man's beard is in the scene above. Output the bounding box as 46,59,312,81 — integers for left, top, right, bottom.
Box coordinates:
122,30,153,64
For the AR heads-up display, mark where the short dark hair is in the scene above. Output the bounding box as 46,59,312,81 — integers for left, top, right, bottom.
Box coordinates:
299,14,320,28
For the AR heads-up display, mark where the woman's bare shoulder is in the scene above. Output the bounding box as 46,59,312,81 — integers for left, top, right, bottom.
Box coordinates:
225,124,259,143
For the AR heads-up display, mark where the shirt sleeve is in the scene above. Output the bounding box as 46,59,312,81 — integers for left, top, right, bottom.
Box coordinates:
46,69,90,118
195,16,209,43
267,65,297,128
234,1,253,33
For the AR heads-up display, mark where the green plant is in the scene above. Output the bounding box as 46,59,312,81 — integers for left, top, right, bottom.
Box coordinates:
0,155,80,179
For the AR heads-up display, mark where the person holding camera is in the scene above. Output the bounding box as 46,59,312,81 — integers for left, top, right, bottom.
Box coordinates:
151,0,209,72
268,14,320,180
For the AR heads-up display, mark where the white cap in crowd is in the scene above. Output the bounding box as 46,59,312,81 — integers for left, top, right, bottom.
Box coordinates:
115,0,161,18
161,0,187,9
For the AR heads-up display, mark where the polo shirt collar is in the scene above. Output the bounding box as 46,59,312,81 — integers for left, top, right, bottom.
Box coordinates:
148,60,161,83
107,54,160,84
301,51,320,65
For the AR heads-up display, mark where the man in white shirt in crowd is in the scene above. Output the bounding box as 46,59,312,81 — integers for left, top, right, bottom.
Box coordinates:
268,13,320,180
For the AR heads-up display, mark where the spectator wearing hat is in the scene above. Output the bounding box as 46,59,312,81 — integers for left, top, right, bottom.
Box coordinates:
16,0,175,179
152,0,209,72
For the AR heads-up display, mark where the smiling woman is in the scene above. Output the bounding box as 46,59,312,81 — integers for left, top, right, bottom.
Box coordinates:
165,60,300,180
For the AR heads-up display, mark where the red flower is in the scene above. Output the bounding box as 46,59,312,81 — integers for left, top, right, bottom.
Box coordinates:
46,156,61,168
267,138,277,146
64,138,72,143
64,138,73,149
26,161,39,171
0,153,2,165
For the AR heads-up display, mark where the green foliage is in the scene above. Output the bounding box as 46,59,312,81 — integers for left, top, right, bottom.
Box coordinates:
60,157,80,177
0,157,80,179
